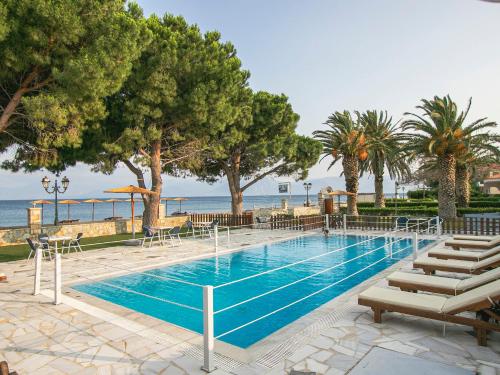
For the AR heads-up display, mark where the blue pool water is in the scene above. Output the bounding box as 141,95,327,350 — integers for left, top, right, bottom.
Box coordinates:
73,234,433,348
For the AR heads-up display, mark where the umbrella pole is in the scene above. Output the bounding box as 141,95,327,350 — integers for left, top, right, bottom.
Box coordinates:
67,205,70,220
131,193,135,239
112,202,115,217
41,204,44,226
92,203,95,221
165,201,168,217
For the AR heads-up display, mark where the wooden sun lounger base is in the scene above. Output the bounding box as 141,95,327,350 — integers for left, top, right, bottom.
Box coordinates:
358,298,500,347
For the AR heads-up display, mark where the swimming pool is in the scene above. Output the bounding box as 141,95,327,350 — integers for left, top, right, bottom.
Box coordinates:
73,234,433,348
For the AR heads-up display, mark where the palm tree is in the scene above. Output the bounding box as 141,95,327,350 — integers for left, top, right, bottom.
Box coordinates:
359,110,410,208
456,135,499,207
314,111,368,215
403,95,496,218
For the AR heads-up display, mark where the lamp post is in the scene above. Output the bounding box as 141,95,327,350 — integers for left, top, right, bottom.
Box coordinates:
303,182,312,207
42,174,70,225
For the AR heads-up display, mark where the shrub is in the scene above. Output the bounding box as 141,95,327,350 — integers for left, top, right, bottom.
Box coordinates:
355,206,500,217
407,189,438,199
457,207,500,215
469,200,500,207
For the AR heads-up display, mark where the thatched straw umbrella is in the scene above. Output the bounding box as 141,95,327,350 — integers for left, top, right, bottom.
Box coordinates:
104,185,156,238
58,200,80,220
83,199,103,221
105,198,122,218
32,199,53,225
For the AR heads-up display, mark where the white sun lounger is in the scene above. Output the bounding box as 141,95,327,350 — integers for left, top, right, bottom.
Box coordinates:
387,268,500,295
427,245,500,261
453,235,497,242
413,253,500,275
358,280,500,346
445,235,500,250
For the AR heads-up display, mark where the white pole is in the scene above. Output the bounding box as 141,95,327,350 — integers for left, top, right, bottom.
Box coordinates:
343,214,347,234
214,225,218,254
54,252,62,305
33,247,42,295
412,232,418,260
325,214,329,230
387,234,393,259
436,216,441,238
226,227,230,245
202,285,216,373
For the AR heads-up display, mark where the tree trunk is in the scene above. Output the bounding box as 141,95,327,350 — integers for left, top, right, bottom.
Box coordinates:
342,155,359,216
142,140,162,227
0,69,42,133
456,164,470,208
437,154,457,218
225,154,244,216
374,173,385,208
0,87,28,133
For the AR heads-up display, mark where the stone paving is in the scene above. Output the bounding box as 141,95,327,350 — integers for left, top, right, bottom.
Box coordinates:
0,229,499,374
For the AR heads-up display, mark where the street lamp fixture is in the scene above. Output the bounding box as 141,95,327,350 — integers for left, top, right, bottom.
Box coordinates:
42,174,70,225
303,182,312,207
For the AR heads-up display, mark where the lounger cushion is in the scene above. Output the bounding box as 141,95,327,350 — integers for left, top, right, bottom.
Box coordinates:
359,286,447,313
453,235,499,242
457,268,500,291
442,280,500,313
413,256,475,271
428,246,500,261
445,237,500,249
474,253,500,269
387,271,460,290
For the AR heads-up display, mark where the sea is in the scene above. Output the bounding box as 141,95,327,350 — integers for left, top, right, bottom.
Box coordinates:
0,195,324,228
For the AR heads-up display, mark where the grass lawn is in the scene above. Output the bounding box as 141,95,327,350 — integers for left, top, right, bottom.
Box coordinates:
0,233,138,263
0,226,202,263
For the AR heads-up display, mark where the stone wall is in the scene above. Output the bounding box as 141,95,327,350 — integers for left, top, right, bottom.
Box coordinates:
291,206,321,216
253,206,320,218
0,215,189,246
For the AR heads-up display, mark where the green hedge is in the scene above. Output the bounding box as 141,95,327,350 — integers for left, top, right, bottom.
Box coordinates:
358,207,438,216
470,194,500,201
358,200,500,209
358,201,437,208
469,201,500,208
457,207,500,214
356,206,500,217
407,189,438,199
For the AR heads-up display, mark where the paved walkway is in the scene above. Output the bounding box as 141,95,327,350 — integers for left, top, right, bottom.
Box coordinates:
0,229,499,374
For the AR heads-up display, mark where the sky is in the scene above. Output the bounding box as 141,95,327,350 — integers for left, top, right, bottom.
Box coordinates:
1,0,500,199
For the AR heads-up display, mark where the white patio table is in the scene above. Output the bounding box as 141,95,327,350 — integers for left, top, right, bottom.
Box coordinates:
48,236,72,254
150,225,174,245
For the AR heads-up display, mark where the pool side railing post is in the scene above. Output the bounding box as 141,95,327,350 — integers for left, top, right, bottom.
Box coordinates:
227,227,230,246
325,214,329,230
387,233,393,259
343,214,347,234
33,247,42,295
436,216,441,238
202,285,216,373
54,252,62,305
214,225,218,254
412,232,418,260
